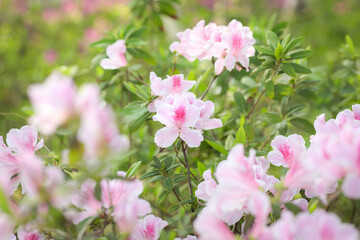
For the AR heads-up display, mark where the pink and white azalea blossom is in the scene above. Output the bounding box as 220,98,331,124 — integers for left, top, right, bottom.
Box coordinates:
194,210,234,240
100,39,127,69
18,153,44,197
195,169,217,201
130,215,168,240
17,226,45,240
150,72,195,97
6,125,43,154
71,179,102,224
260,210,359,240
76,84,129,159
0,214,15,240
153,95,203,147
267,134,305,168
28,71,77,135
198,145,273,236
170,19,255,74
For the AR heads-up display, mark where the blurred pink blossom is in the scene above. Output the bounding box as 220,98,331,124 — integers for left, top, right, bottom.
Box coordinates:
195,169,217,201
43,49,58,64
28,71,77,135
130,214,168,240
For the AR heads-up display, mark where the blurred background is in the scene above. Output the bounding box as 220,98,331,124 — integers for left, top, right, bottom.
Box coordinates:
0,0,360,135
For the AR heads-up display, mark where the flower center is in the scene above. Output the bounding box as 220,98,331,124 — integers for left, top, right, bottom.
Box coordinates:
279,143,294,166
231,33,243,56
173,106,186,127
172,75,182,93
144,224,155,239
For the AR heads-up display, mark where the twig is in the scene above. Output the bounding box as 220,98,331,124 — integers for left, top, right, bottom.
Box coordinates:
128,71,147,85
246,89,265,119
0,112,27,120
201,72,220,100
174,144,199,182
181,142,193,195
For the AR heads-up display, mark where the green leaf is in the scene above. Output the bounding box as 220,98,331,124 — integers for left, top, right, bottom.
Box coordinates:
234,92,247,113
264,112,282,123
308,199,319,213
284,203,302,215
197,161,207,176
289,63,312,74
265,79,274,98
140,170,162,180
169,205,180,212
159,0,177,17
274,44,283,60
164,177,173,192
272,202,281,220
0,187,11,215
205,139,228,155
129,112,151,133
274,84,294,96
127,27,146,39
278,119,288,135
127,48,156,64
235,127,246,144
89,38,115,48
126,161,141,178
283,37,304,54
346,35,355,55
297,89,317,100
287,49,313,60
76,217,96,240
280,62,296,77
266,31,279,50
286,104,305,117
126,38,148,46
255,45,274,55
290,117,315,134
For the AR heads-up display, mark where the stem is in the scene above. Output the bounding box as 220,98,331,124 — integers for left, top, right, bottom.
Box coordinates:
174,144,199,182
350,201,356,223
181,141,193,195
246,89,265,119
201,73,220,100
246,64,280,119
128,71,147,85
172,189,182,202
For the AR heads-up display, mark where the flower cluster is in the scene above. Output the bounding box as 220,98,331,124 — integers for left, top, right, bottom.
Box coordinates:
28,71,129,159
194,145,278,239
170,19,256,74
150,72,222,148
267,104,360,202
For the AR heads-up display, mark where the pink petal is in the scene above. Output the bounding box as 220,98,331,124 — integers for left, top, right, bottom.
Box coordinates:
201,119,222,130
154,127,179,148
100,58,125,69
342,174,360,199
6,125,43,154
214,58,225,75
180,128,203,148
106,39,126,61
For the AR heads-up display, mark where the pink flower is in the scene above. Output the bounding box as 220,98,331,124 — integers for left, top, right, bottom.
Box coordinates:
194,210,234,240
342,173,360,199
260,210,359,240
76,84,129,159
195,101,223,131
18,153,44,197
150,72,196,97
71,179,102,224
17,226,45,240
0,214,15,240
6,125,43,154
72,177,151,232
153,95,203,147
195,169,217,201
267,134,305,168
100,40,127,69
43,49,57,64
28,71,77,135
130,215,168,240
202,145,272,235
170,19,255,74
